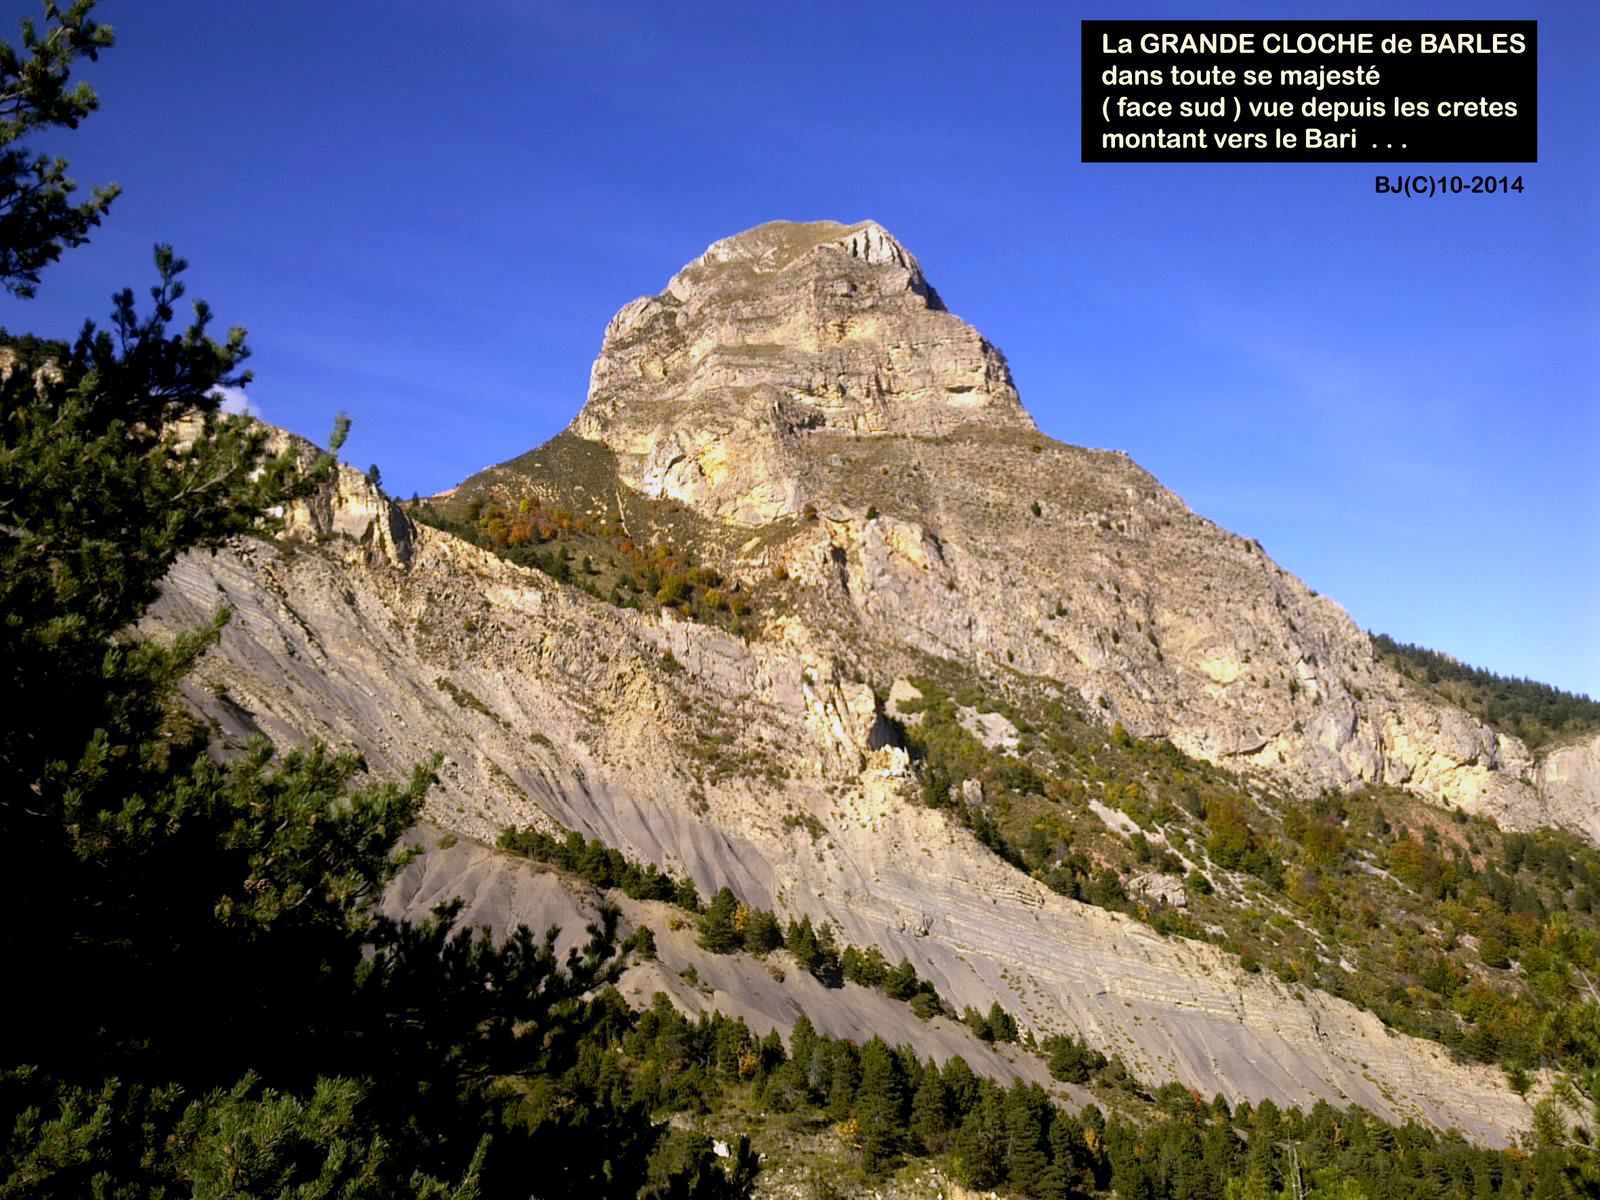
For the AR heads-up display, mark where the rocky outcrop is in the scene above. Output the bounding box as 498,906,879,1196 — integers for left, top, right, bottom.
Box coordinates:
141,218,1597,1148
264,427,415,567
574,220,1030,526
1538,730,1600,845
167,413,416,568
554,220,1587,833
0,345,62,393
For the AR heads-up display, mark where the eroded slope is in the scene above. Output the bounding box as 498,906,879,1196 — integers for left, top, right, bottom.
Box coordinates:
147,470,1534,1144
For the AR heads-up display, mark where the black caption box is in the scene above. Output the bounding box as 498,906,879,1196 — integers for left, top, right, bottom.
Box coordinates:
1082,20,1536,163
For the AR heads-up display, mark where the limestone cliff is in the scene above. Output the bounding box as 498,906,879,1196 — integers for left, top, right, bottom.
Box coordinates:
143,219,1598,1148
573,220,1029,526
147,501,1534,1145
547,219,1575,829
1539,729,1600,845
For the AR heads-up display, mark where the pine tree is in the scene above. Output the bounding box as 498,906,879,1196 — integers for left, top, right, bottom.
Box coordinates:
942,1053,980,1117
1038,1156,1072,1200
1247,1098,1282,1185
1222,1165,1275,1200
0,0,119,296
714,1018,752,1081
909,1059,950,1152
674,875,703,911
894,1043,923,1092
1003,1081,1050,1195
0,7,749,1195
964,1006,996,1041
885,958,920,1000
1301,1167,1371,1200
988,1001,1020,1043
1045,1111,1093,1200
851,945,889,988
827,1041,859,1123
952,1081,1009,1188
788,1013,818,1071
786,915,821,971
1157,1120,1211,1200
1203,1115,1242,1189
1531,998,1600,1199
1113,1157,1161,1200
698,886,742,953
854,1037,905,1174
814,919,842,979
1044,1033,1108,1083
744,907,783,954
841,944,863,983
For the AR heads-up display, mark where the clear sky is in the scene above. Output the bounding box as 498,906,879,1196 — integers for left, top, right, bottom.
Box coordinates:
3,0,1595,696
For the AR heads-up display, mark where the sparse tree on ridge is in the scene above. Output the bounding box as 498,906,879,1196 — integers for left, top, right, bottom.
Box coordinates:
0,0,119,296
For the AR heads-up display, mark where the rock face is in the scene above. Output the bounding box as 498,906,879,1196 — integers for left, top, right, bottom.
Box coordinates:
574,220,1030,526
276,443,414,567
147,518,1533,1145
143,219,1598,1147
1539,730,1600,845
561,220,1574,829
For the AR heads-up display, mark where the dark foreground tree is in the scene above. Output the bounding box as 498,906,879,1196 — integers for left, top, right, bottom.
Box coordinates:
0,0,119,296
0,5,750,1196
1533,998,1600,1199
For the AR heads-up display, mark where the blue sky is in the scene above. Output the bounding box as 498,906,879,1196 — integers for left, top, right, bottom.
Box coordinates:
3,0,1595,696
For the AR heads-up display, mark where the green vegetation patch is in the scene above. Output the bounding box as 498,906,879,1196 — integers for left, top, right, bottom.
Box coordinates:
499,824,954,1019
597,995,1559,1197
413,463,764,637
434,675,509,727
1375,632,1600,750
889,660,1600,1084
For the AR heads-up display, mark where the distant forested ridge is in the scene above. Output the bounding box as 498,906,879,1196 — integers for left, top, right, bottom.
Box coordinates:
1373,634,1600,750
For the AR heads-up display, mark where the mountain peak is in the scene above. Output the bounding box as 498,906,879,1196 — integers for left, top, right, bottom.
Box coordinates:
573,219,1032,526
669,219,936,304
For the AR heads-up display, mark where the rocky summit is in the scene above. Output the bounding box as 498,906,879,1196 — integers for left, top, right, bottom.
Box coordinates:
548,219,1573,831
148,219,1600,1149
575,220,1030,525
